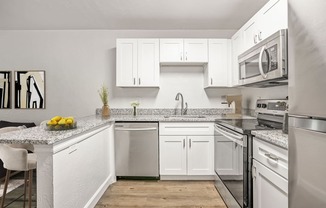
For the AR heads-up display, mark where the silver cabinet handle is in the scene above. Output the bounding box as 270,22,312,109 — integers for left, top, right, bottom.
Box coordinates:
115,127,157,131
180,52,183,61
210,78,213,85
185,52,187,61
183,139,185,148
264,153,279,161
139,78,141,85
254,34,258,44
133,78,136,85
258,31,262,41
189,138,191,148
252,165,256,180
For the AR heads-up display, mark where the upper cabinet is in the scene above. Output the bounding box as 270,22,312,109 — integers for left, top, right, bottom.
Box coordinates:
204,39,231,88
239,0,288,54
116,39,159,87
230,31,243,87
160,39,208,64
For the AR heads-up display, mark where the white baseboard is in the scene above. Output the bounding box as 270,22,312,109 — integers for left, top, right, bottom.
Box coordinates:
160,175,215,180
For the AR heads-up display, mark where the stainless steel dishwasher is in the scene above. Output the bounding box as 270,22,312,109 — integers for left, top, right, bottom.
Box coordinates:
115,122,159,178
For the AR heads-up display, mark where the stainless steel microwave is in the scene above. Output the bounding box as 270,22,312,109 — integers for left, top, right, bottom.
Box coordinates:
238,29,288,87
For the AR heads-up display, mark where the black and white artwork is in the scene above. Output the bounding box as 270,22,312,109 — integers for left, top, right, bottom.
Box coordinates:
15,71,45,109
0,71,11,109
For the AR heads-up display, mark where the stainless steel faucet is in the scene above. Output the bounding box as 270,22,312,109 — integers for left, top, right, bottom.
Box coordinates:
175,92,188,115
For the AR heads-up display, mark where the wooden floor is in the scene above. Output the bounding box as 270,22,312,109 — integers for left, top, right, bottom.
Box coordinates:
96,180,227,208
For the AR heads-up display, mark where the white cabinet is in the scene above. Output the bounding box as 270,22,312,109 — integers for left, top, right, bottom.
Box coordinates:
230,31,243,87
160,39,208,64
116,39,159,87
204,39,231,88
239,0,288,53
52,125,115,208
252,138,288,208
214,134,242,175
159,136,187,175
159,123,214,176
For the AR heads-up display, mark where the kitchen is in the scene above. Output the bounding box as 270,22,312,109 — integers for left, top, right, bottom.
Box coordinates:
0,0,325,208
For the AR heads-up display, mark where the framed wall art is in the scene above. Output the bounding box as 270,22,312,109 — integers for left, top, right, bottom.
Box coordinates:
0,71,11,109
15,70,45,109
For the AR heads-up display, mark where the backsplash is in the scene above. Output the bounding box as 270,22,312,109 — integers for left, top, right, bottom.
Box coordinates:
96,108,234,116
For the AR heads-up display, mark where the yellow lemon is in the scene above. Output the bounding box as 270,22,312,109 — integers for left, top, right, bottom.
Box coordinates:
66,119,73,124
58,119,66,125
51,116,62,122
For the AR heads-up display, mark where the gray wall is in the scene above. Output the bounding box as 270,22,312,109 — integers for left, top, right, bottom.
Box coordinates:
0,29,240,124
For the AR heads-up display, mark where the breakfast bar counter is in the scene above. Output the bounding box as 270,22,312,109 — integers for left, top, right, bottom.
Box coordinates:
0,115,115,208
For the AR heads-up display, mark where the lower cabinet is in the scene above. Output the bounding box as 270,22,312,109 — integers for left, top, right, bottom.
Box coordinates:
214,134,242,175
160,136,214,175
252,138,288,208
159,123,214,176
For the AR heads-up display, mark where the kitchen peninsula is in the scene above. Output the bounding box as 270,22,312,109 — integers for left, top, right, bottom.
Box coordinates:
0,116,115,208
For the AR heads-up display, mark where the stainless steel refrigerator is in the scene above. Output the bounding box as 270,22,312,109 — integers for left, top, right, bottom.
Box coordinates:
288,0,326,207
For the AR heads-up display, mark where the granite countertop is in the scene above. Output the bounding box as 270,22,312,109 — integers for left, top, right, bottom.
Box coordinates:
252,130,288,149
111,114,255,122
0,115,114,145
0,113,255,145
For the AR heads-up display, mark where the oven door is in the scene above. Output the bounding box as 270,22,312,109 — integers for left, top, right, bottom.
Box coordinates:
214,124,248,208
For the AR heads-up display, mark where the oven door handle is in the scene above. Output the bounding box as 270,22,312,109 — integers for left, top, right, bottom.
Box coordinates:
214,125,244,146
258,45,270,79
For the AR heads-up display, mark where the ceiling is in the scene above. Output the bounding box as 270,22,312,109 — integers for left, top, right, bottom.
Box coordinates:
0,0,269,30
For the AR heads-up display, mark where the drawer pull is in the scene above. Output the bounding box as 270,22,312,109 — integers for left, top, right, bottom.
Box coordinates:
265,153,279,161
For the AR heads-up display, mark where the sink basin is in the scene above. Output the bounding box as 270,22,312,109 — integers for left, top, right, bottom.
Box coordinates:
164,115,206,119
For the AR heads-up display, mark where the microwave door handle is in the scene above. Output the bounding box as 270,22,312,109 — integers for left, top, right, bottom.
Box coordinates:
258,46,268,79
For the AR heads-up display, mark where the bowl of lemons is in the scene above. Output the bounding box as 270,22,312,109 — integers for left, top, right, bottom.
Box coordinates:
46,116,77,131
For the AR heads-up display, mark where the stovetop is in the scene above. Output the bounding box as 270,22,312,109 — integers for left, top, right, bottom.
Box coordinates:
215,118,281,134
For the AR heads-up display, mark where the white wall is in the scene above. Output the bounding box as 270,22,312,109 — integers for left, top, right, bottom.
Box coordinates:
241,85,288,109
0,29,239,123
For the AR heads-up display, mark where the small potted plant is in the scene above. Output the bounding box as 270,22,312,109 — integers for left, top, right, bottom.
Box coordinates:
98,85,110,117
130,101,140,116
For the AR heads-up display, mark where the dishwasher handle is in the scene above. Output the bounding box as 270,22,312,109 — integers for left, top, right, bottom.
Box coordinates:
115,127,157,131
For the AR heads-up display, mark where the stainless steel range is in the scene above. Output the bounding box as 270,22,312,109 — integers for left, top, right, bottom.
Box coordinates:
214,99,288,208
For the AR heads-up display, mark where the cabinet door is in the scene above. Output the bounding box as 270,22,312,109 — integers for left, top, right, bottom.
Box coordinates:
205,39,230,87
116,39,138,87
242,17,258,52
160,39,184,62
214,135,239,175
253,160,288,208
138,39,160,87
258,0,288,41
184,39,208,62
159,136,187,175
188,136,214,175
231,31,242,87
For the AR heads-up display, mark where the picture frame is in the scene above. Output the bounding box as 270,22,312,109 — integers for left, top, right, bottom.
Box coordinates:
14,70,45,109
0,71,11,109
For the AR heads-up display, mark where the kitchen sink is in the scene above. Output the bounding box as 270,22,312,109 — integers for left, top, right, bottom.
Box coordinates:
163,115,206,118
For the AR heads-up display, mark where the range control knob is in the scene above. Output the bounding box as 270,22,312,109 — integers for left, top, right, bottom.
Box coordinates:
257,104,262,108
262,104,267,108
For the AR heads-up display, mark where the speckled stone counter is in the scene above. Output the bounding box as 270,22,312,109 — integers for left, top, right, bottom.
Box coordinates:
252,130,288,149
0,115,114,145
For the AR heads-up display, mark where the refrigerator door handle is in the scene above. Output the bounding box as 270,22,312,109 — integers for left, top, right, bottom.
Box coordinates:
289,116,326,133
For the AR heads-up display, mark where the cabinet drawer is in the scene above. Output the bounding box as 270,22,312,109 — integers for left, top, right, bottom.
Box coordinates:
253,137,288,179
159,122,214,136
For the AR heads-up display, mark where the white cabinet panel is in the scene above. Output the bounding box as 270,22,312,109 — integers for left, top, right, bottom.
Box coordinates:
138,39,160,86
159,39,184,62
242,18,258,52
231,31,243,87
160,39,208,64
116,39,159,87
214,135,240,175
188,136,214,175
204,39,231,87
116,39,137,86
184,39,208,62
253,160,288,208
159,136,187,175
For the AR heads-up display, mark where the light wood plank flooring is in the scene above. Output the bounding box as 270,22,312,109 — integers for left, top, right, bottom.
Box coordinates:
96,180,226,208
